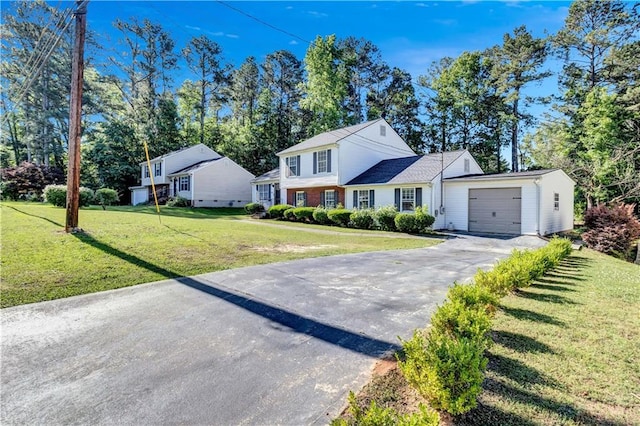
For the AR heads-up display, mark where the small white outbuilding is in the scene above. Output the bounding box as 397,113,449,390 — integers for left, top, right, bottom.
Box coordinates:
443,169,575,236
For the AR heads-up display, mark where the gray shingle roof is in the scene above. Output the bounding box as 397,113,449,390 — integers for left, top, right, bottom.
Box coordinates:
346,150,467,185
277,119,384,155
167,158,222,175
444,169,559,181
252,168,280,183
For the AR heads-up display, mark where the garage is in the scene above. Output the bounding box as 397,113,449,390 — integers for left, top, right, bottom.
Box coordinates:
468,188,521,234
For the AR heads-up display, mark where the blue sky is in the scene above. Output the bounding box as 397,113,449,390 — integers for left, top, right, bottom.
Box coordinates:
76,0,571,85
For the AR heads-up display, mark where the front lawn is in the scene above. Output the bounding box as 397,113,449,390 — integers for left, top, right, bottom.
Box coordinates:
0,202,442,308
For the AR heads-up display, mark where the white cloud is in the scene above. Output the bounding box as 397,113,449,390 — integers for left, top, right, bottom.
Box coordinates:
307,11,328,18
186,25,201,31
289,40,299,45
226,34,239,39
415,3,428,7
285,6,293,10
433,18,457,26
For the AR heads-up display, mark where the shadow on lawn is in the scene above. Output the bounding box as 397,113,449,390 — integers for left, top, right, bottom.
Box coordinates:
4,205,64,228
516,290,578,305
71,230,399,359
492,330,556,354
499,306,565,326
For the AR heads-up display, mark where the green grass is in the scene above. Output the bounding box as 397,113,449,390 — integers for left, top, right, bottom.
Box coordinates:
0,201,442,308
456,249,640,425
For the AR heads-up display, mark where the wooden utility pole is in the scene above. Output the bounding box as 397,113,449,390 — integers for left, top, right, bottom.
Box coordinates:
65,0,88,233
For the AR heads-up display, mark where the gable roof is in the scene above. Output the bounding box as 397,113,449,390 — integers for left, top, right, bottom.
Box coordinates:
252,168,280,183
444,169,562,182
346,150,467,185
167,158,223,176
145,143,218,164
277,119,384,155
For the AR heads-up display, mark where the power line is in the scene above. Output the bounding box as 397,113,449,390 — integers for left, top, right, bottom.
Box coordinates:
215,1,310,45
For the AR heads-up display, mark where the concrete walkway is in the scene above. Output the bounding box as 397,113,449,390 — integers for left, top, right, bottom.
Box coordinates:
1,234,546,425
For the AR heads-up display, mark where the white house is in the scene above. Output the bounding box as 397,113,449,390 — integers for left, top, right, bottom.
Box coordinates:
263,120,575,235
129,143,255,207
250,168,281,209
276,118,416,208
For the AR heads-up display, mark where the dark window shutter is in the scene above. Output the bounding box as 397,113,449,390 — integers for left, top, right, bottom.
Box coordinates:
353,191,358,209
370,190,375,209
327,149,332,172
296,155,301,176
395,188,401,210
313,152,317,174
416,187,422,207
303,192,307,207
335,190,339,205
320,191,325,207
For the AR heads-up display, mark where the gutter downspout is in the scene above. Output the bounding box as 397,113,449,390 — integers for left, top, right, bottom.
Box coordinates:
534,178,541,236
440,151,445,228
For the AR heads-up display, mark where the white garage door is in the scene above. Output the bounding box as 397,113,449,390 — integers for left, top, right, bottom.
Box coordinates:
468,188,521,235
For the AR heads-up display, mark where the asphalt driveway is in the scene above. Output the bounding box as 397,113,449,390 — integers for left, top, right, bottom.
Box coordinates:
1,234,546,425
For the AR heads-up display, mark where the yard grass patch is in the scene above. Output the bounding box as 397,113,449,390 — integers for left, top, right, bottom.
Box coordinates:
339,249,640,425
0,202,442,308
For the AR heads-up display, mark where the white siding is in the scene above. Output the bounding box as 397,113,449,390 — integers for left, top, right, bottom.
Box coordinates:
280,145,338,191
141,144,220,187
191,158,254,208
251,180,278,209
131,188,148,206
345,185,432,212
442,151,483,178
538,170,575,234
338,126,415,185
443,179,538,234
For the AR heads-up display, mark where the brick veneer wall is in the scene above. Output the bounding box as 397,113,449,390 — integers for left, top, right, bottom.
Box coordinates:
287,186,345,207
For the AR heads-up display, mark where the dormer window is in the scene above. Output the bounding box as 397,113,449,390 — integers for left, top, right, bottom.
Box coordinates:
313,149,331,174
154,162,162,177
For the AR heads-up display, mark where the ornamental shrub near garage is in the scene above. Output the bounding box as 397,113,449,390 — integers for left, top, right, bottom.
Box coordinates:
267,204,293,219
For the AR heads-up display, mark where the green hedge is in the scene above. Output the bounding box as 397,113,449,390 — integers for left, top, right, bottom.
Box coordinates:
292,207,316,222
244,202,265,214
332,392,439,426
350,209,376,230
313,207,332,225
375,205,398,232
328,209,352,227
268,204,293,220
398,238,573,416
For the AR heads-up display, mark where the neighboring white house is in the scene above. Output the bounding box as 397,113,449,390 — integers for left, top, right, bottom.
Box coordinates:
251,168,280,209
129,143,255,207
276,118,416,208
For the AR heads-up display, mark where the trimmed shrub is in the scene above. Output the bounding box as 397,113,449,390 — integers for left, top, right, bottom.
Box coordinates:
414,206,435,232
166,196,190,207
328,209,352,227
43,185,67,207
268,204,294,220
43,185,93,207
395,213,416,233
244,202,265,214
350,209,376,230
430,298,494,349
332,392,439,426
582,203,640,259
283,208,296,221
95,188,119,209
292,206,316,222
399,330,487,415
313,207,332,225
375,205,398,232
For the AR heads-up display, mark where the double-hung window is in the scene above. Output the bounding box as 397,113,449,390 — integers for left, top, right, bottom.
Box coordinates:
179,176,190,191
296,191,306,207
324,190,336,208
554,193,560,211
401,188,415,211
143,165,150,178
357,190,370,209
257,184,271,201
286,156,300,177
154,162,162,177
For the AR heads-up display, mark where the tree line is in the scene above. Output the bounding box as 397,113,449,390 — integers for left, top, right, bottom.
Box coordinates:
1,0,638,208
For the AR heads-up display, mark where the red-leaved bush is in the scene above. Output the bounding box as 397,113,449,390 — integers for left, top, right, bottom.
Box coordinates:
582,204,640,258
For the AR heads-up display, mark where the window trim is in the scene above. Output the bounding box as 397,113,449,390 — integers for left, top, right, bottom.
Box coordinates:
554,193,560,211
286,155,299,177
401,188,415,212
257,184,271,201
357,190,370,209
324,189,336,209
143,165,150,178
179,175,190,191
154,162,162,177
464,158,470,173
296,191,306,207
316,150,328,174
